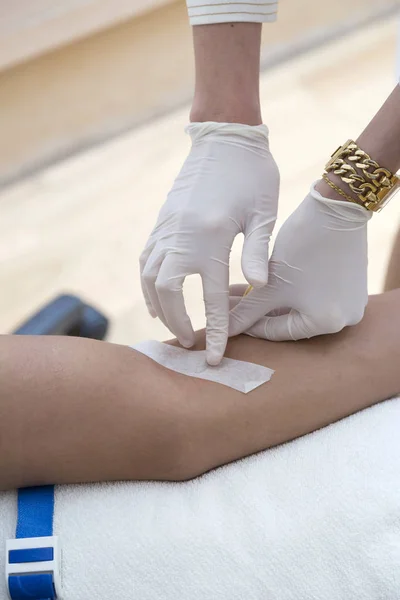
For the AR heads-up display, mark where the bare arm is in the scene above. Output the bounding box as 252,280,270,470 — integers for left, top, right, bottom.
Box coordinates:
190,23,263,125
1,289,399,491
385,225,400,291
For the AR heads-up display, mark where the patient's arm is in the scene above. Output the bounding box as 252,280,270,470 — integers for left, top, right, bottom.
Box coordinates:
385,226,400,291
1,289,399,491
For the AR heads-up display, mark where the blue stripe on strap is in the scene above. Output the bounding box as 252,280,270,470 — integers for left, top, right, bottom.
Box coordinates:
7,486,58,600
8,573,55,600
9,547,54,564
16,486,55,539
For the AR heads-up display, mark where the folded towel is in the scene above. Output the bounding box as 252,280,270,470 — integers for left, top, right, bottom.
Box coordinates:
1,398,400,600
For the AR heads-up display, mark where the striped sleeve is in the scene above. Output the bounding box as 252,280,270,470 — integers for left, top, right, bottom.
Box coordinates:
186,0,278,25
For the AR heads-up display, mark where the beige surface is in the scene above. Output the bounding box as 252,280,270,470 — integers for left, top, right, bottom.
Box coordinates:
1,16,399,343
0,0,193,186
0,0,172,71
0,0,395,71
1,0,397,187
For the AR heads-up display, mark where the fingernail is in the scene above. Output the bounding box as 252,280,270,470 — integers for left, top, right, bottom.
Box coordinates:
206,349,223,366
228,315,241,336
248,274,268,288
180,338,194,349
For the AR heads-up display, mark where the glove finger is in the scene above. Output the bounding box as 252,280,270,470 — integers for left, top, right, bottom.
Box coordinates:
229,284,248,298
242,217,274,288
139,241,158,318
140,278,157,319
141,246,169,327
202,270,229,366
246,310,308,341
229,285,277,337
228,284,249,310
229,296,242,311
155,255,195,348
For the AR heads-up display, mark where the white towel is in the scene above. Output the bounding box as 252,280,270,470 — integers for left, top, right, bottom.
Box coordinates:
1,398,400,600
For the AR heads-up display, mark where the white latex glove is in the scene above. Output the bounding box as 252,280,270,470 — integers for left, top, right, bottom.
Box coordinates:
140,122,279,365
229,184,372,341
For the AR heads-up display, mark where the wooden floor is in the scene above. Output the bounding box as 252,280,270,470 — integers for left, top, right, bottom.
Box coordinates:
1,15,399,344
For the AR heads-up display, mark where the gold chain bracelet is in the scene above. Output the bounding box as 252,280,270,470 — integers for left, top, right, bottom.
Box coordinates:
322,173,361,206
324,140,400,211
326,156,380,202
328,141,392,189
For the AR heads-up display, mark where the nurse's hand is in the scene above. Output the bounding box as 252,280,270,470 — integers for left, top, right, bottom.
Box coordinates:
140,122,279,365
229,184,372,341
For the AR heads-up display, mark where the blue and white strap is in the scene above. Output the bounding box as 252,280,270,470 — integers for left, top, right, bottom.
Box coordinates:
6,486,62,600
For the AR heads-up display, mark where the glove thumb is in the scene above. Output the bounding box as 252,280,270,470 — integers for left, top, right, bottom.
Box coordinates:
241,217,273,288
246,309,311,341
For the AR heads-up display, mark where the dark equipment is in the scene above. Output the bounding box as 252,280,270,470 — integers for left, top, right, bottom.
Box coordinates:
13,294,109,340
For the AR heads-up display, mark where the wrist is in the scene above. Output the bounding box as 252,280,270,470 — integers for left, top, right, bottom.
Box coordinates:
315,174,356,203
355,85,400,174
190,97,262,126
191,23,262,126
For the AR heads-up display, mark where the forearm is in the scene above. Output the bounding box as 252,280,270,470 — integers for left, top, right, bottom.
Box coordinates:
316,84,400,201
356,84,400,173
1,291,399,490
0,336,186,490
190,23,263,125
182,290,400,476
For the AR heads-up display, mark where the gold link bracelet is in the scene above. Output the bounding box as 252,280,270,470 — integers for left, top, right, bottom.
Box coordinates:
322,173,360,205
324,140,400,211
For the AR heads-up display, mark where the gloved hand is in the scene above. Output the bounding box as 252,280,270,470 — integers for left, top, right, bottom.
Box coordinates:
229,184,372,341
140,122,280,365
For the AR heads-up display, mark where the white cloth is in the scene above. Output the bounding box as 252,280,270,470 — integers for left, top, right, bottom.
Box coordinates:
186,0,278,25
1,398,400,600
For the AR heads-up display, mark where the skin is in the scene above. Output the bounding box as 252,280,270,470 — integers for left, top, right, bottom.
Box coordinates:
190,23,263,125
385,225,400,292
1,287,400,491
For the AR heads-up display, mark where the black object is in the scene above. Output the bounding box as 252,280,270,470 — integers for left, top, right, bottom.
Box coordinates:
13,294,109,340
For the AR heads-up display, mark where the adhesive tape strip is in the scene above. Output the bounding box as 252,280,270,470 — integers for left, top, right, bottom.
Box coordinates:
132,340,274,394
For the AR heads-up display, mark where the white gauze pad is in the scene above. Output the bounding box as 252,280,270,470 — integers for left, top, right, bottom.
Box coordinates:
132,340,274,393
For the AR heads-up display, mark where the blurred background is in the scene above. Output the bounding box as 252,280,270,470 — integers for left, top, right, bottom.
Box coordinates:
1,0,399,342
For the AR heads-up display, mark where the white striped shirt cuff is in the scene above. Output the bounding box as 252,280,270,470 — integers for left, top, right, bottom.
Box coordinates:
186,0,278,25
